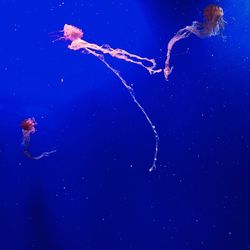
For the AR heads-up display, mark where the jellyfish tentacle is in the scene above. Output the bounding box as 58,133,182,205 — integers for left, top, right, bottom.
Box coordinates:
85,47,160,171
24,149,57,160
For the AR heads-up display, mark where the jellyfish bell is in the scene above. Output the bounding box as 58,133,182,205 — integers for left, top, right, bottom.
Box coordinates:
63,24,84,41
21,120,32,131
203,5,224,22
21,117,36,131
202,4,225,36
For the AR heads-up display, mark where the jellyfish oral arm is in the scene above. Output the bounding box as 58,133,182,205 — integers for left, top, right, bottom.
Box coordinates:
68,37,162,75
164,28,191,80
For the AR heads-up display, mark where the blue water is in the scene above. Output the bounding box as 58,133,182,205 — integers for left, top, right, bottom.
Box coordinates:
1,0,250,249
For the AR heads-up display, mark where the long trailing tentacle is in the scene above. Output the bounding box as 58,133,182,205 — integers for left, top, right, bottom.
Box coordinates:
84,47,159,171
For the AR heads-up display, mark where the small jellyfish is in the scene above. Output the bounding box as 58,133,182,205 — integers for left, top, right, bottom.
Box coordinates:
21,117,56,160
164,5,225,80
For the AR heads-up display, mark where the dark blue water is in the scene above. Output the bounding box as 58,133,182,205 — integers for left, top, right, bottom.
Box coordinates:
1,0,250,249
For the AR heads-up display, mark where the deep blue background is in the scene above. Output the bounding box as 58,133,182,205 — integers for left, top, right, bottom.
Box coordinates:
1,0,250,249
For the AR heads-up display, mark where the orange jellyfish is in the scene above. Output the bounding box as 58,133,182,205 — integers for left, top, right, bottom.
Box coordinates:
56,24,161,171
164,4,225,80
21,117,56,160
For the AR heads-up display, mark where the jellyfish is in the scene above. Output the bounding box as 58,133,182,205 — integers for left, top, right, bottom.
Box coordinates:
56,24,161,171
164,4,225,80
21,117,56,160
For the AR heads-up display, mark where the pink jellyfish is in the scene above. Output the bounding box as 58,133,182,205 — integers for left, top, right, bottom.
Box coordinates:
21,117,56,160
164,5,225,80
57,24,161,171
